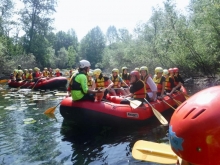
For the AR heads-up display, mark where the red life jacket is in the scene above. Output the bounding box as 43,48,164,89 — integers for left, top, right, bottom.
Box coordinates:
56,72,61,77
133,80,147,99
141,75,152,92
35,72,41,78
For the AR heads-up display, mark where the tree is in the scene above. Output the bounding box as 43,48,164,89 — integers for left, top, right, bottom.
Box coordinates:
79,26,105,68
106,26,118,45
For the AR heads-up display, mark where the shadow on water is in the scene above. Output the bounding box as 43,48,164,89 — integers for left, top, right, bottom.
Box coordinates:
60,109,174,165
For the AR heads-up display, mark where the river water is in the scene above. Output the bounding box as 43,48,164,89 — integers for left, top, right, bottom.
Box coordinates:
0,84,202,165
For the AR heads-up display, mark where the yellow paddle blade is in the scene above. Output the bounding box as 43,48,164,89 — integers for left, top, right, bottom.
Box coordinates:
132,140,178,164
44,106,56,114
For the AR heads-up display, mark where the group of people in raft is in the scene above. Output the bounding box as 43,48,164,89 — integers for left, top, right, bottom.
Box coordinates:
10,65,63,83
69,61,220,165
68,59,184,104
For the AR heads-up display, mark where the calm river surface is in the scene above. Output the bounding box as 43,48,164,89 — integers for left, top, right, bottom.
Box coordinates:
0,84,202,165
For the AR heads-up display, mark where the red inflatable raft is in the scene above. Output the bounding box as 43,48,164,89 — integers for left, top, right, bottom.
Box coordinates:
8,77,68,90
60,90,187,124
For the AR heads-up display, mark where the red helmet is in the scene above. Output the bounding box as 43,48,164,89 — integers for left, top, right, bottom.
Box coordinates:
130,71,140,80
169,86,220,164
168,68,174,73
173,67,179,73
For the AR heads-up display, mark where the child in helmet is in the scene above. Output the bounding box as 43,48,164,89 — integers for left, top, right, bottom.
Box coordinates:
120,71,150,104
169,86,220,165
109,68,126,96
140,66,157,101
55,68,62,77
93,68,114,99
153,67,165,99
163,69,176,95
120,67,130,95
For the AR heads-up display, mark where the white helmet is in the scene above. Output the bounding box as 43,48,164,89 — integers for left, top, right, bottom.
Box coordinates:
79,60,91,68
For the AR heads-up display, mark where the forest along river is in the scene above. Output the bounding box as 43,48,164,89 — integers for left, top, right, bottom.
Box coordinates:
0,85,201,165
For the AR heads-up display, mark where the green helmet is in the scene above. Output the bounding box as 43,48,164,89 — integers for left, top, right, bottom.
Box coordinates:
155,67,163,74
122,67,128,71
112,68,119,74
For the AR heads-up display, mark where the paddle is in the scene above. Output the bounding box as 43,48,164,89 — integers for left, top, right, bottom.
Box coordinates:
132,140,179,164
44,101,62,114
161,99,176,110
0,79,8,84
17,81,28,90
144,98,168,125
176,90,190,99
168,95,182,106
31,78,42,90
125,98,142,109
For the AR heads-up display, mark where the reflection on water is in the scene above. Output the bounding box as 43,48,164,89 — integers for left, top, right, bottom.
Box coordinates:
0,85,200,165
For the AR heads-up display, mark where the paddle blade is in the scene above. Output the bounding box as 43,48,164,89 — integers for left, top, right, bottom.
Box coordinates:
44,106,56,114
129,100,142,109
151,108,168,125
132,140,178,164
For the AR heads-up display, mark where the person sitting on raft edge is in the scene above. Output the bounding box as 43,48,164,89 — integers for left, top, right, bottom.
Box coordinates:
68,60,101,102
120,71,150,105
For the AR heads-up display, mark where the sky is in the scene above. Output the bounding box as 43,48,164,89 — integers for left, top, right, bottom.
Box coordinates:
53,0,190,41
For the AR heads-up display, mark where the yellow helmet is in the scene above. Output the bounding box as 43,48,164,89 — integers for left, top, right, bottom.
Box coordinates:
93,68,102,76
134,68,139,71
155,67,163,74
29,69,32,71
121,67,128,71
87,71,93,76
163,69,169,76
34,67,39,71
44,67,48,70
112,68,119,74
140,66,148,73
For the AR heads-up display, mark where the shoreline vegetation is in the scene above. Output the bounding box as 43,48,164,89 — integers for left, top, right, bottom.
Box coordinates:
1,0,220,80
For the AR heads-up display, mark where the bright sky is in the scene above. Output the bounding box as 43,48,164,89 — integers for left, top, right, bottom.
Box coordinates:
53,0,189,41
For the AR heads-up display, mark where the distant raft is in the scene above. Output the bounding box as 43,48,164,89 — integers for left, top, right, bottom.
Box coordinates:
8,77,68,90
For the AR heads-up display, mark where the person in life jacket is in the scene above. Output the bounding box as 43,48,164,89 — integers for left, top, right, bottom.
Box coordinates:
12,69,18,81
22,69,28,81
109,68,126,96
54,68,62,77
120,67,130,95
16,70,23,82
169,68,182,92
140,66,157,101
173,67,184,91
32,67,42,82
26,69,33,82
153,67,165,99
169,86,220,165
163,69,176,95
93,68,114,99
87,71,95,90
48,68,54,78
68,60,100,101
120,71,150,104
42,68,49,77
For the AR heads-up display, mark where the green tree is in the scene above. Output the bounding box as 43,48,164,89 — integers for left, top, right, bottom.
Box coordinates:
79,26,105,68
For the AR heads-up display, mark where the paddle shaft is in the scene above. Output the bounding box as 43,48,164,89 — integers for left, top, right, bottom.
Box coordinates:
31,78,42,90
162,100,176,110
144,98,168,125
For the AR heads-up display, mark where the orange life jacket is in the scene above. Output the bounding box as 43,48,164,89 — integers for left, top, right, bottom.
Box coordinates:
133,80,147,99
153,76,163,94
165,77,172,91
87,75,93,87
141,75,152,92
121,73,130,87
111,76,120,88
95,76,108,88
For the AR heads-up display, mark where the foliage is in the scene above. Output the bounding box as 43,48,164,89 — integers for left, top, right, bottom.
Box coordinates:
0,0,220,78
